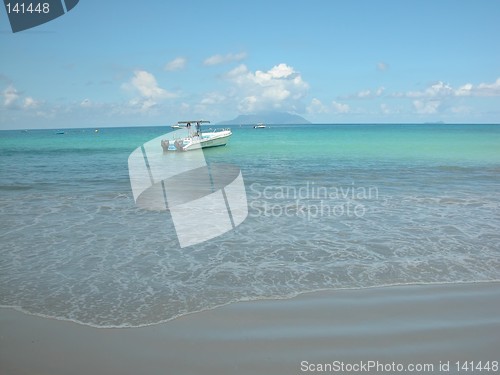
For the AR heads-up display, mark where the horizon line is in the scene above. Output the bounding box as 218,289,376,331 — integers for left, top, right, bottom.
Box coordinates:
2,122,500,131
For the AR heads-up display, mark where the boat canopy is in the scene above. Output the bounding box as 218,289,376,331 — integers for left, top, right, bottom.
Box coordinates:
177,120,210,125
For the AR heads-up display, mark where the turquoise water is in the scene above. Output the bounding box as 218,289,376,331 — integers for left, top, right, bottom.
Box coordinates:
1,124,500,327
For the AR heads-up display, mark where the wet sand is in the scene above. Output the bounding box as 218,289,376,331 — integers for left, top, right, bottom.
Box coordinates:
1,282,499,375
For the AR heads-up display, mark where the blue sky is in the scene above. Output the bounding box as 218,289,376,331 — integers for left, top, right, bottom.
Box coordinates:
1,0,499,129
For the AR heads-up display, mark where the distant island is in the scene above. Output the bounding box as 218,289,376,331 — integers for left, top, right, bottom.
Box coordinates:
217,111,311,125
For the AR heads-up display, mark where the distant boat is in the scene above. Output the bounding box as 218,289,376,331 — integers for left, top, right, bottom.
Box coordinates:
161,120,232,152
253,123,266,129
55,131,65,135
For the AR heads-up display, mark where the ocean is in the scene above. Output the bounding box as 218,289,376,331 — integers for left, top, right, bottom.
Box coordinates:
1,124,499,327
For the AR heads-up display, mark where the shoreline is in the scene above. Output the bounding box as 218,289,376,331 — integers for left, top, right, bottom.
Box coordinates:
2,281,499,375
1,279,499,329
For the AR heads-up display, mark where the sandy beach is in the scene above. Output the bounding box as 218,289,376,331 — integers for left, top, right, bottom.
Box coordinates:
2,1,500,374
1,282,499,375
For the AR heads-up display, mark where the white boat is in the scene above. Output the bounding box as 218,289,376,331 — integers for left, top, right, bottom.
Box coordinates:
254,123,266,129
161,120,232,152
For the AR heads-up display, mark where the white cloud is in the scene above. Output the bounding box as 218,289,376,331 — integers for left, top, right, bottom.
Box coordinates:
122,70,176,111
225,63,309,113
130,71,173,99
455,83,473,97
2,85,40,110
203,52,247,66
379,103,402,115
341,86,385,99
165,57,187,71
226,64,248,81
454,78,500,97
3,85,19,107
475,78,500,96
23,97,39,109
259,64,295,80
308,98,353,116
332,101,350,113
406,81,454,98
357,89,371,98
396,78,500,99
307,98,328,114
413,99,441,114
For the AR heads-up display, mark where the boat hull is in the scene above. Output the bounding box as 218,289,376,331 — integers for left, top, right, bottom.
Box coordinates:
184,131,231,151
162,130,232,152
200,133,231,148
